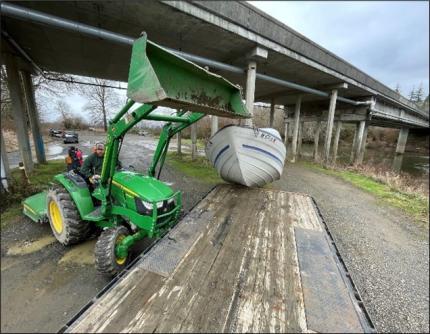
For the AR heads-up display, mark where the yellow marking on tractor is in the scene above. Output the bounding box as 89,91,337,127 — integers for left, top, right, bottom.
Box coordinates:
115,235,127,265
111,180,139,197
23,204,37,215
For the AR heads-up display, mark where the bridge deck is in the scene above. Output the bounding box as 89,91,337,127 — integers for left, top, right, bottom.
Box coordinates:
64,185,373,333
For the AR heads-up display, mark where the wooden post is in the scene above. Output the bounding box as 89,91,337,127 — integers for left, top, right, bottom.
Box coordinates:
291,96,302,162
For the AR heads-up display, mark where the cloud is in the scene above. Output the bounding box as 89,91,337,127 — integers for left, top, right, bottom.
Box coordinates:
249,1,429,97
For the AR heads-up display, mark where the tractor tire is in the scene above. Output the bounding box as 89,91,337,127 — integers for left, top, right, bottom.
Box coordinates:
46,185,90,246
95,226,130,276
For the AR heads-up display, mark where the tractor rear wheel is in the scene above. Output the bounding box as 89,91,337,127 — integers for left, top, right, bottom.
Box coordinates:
46,186,90,245
95,226,131,275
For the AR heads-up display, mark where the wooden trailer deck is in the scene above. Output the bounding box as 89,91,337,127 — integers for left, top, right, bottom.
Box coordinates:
63,185,374,333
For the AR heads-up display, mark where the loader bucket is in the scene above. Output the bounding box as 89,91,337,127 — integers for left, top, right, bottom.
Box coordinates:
127,34,250,119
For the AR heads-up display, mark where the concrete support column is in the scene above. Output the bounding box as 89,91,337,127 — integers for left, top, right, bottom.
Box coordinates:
395,128,409,154
191,122,197,160
1,131,10,191
352,120,366,165
269,99,275,127
297,121,304,157
21,71,46,164
323,89,338,161
313,120,322,161
283,107,289,146
332,121,342,163
350,123,360,163
211,115,218,137
244,60,257,127
356,122,369,164
290,96,302,162
177,132,182,155
5,54,33,175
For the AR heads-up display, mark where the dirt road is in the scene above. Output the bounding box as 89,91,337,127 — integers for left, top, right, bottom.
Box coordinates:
1,132,428,333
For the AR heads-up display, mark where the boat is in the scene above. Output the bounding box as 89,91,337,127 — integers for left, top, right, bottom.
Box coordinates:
205,125,286,187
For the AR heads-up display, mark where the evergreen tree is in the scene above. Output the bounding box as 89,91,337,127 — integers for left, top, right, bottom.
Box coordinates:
415,83,424,103
408,86,416,102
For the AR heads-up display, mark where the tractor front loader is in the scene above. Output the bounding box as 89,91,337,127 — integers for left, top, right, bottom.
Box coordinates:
22,33,250,275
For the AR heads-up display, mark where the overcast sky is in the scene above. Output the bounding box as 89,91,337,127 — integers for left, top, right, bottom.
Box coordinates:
249,1,429,98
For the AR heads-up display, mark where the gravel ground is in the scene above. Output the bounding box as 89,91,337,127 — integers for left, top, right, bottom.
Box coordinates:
272,163,429,333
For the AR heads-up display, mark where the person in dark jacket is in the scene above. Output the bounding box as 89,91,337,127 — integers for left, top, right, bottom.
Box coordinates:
80,142,105,184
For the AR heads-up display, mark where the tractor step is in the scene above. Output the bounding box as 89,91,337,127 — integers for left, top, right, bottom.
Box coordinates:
83,207,104,222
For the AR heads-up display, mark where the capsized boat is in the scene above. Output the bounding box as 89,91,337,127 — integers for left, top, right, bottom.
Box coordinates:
205,125,286,187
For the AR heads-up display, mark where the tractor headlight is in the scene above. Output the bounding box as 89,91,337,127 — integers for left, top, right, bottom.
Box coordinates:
135,198,154,216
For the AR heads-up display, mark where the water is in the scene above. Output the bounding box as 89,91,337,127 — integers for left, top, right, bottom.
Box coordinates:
296,143,429,177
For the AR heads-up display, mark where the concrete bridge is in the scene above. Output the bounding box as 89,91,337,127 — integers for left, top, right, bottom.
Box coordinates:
1,1,428,181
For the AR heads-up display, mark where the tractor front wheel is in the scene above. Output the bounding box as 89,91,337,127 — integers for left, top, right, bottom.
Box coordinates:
95,226,131,275
46,186,90,245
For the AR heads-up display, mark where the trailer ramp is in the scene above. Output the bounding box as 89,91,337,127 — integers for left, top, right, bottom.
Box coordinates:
64,185,374,333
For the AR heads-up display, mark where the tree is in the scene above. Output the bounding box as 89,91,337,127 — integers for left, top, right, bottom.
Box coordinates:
78,78,121,132
415,83,424,103
408,86,416,102
55,100,72,128
394,83,401,94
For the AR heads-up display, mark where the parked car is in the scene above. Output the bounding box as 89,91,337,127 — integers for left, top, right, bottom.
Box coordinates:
49,128,63,138
63,131,79,144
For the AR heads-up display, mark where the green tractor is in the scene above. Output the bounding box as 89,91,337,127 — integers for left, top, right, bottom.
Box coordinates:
22,33,250,275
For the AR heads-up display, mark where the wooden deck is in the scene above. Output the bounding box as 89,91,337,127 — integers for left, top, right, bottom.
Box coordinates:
65,185,373,333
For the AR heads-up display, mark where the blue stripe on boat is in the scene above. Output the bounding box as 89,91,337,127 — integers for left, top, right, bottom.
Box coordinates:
214,145,230,166
242,144,283,166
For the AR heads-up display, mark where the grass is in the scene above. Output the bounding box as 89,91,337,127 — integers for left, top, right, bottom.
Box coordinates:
179,138,206,150
301,161,429,224
166,152,222,184
1,159,66,228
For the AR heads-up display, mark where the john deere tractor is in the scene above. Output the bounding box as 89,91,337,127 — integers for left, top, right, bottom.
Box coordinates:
22,33,249,275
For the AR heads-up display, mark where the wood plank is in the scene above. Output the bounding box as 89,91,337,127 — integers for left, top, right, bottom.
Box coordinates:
66,185,371,333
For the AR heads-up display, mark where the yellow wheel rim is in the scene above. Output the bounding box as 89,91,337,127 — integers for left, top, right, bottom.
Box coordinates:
115,235,127,265
49,201,63,234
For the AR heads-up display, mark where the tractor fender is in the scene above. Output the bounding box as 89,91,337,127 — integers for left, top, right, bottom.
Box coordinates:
54,173,94,219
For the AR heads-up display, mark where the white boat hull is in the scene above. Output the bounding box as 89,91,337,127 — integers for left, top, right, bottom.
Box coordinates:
206,125,286,187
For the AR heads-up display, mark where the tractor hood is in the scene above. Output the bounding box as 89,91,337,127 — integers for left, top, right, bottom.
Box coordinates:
112,171,174,202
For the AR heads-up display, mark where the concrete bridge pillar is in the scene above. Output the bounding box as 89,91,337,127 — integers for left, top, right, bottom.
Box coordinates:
1,131,11,191
323,89,338,161
283,106,289,147
356,122,369,164
351,120,368,165
332,121,342,163
395,128,409,154
211,115,218,137
5,54,34,175
313,120,322,161
191,122,197,160
298,121,304,157
290,96,302,162
244,60,257,127
21,71,46,164
269,99,275,127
